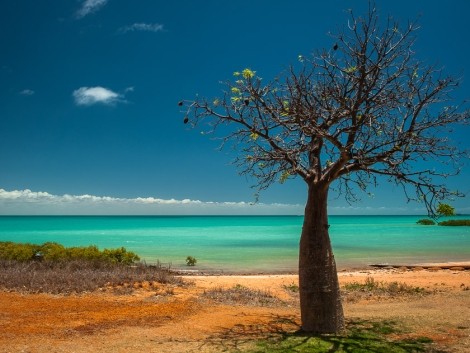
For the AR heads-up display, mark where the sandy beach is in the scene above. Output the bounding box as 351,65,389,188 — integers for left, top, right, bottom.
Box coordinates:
1,265,469,353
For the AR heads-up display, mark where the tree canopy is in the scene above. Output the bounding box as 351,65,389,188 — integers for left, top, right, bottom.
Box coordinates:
183,7,468,216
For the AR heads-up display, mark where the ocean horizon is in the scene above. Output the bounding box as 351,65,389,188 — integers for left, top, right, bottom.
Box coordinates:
1,215,469,273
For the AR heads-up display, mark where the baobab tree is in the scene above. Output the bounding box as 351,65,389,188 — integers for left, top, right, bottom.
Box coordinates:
180,6,468,333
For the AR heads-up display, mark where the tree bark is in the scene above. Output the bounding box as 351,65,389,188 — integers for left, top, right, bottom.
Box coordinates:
298,183,344,333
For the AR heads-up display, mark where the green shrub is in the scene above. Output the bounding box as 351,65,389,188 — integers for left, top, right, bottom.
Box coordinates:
66,245,102,261
186,256,197,266
0,241,139,264
416,219,435,225
282,282,299,293
40,242,67,261
438,219,470,226
0,242,38,261
102,247,140,264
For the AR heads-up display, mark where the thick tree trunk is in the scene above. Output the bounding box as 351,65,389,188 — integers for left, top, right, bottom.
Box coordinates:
298,183,344,333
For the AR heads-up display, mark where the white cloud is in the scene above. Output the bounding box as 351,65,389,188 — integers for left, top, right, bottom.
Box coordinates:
0,188,303,215
19,89,35,96
3,189,447,216
72,86,122,106
119,23,164,33
0,189,54,202
76,0,109,19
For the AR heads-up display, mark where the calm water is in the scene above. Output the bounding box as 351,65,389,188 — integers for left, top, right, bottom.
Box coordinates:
0,215,469,272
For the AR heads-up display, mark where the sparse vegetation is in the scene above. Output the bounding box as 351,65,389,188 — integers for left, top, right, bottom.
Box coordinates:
416,219,435,225
282,282,299,293
342,277,428,303
438,219,470,226
202,284,282,306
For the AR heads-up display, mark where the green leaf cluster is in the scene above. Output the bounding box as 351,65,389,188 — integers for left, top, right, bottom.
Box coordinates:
279,170,291,184
436,203,455,217
233,68,256,80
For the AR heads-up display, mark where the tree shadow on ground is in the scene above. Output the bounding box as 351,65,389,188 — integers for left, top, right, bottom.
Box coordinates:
197,313,299,352
201,316,449,353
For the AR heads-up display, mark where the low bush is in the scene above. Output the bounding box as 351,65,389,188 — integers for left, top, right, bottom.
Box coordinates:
344,276,427,294
0,241,139,264
102,247,140,265
186,256,197,266
342,277,428,303
282,282,299,293
202,284,281,306
438,219,470,226
416,219,435,225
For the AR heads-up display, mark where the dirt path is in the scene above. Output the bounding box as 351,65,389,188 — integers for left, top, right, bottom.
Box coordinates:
1,268,469,353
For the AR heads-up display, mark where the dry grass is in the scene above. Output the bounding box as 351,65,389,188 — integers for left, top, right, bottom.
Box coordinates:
0,259,185,295
342,276,430,303
202,284,283,307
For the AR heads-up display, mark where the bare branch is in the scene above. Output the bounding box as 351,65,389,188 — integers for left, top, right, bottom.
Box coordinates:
182,8,469,215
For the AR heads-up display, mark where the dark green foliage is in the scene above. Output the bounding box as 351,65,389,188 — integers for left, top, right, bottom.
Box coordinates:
438,219,470,226
416,219,435,225
102,247,140,265
66,245,102,261
0,241,139,264
186,255,197,266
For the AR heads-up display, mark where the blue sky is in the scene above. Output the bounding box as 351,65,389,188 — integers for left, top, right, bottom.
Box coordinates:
0,0,469,215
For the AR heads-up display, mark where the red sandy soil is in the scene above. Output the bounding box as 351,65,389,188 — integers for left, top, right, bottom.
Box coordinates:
1,267,469,353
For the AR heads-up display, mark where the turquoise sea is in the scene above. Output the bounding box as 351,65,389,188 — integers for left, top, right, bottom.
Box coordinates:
0,215,469,273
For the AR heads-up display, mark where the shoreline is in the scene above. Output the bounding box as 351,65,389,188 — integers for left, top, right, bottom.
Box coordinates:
182,264,470,300
170,261,470,276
